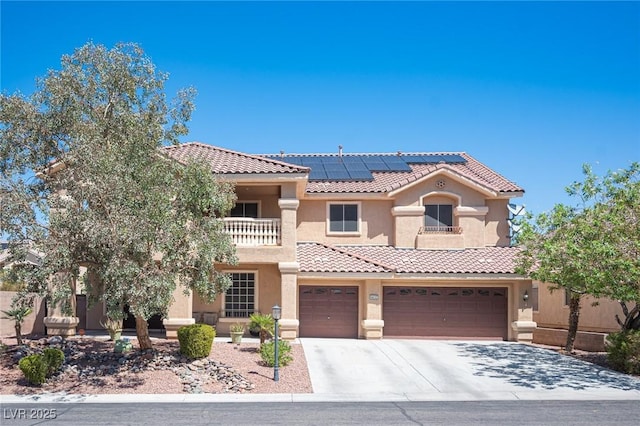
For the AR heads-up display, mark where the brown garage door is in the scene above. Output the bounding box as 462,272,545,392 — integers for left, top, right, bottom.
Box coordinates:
299,286,359,338
383,287,507,339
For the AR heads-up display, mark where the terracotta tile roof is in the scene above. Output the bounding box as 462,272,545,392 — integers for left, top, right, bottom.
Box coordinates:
297,243,521,274
164,143,522,195
162,142,309,175
300,153,522,194
297,242,393,273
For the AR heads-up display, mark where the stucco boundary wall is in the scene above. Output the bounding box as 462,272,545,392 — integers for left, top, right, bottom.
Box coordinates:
533,327,609,352
0,291,46,337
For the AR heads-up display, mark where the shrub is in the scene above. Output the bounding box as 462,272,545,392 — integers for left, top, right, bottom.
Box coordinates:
260,339,293,367
177,323,215,359
249,313,274,344
606,330,640,374
19,354,48,385
42,348,65,376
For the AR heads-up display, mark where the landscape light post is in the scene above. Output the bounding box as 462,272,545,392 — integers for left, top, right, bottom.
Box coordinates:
272,305,281,382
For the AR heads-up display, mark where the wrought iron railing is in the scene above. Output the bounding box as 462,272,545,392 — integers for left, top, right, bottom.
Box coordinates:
419,226,463,234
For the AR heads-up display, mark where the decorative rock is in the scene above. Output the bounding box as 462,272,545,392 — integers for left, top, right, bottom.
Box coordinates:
47,336,63,345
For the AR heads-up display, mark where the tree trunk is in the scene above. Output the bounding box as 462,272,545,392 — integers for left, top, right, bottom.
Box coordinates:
565,293,582,352
135,315,153,350
15,324,22,346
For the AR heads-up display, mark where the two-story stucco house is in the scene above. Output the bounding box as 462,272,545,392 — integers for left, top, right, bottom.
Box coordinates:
82,142,536,342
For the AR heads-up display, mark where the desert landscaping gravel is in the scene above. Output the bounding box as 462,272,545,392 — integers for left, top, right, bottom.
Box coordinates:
0,335,313,395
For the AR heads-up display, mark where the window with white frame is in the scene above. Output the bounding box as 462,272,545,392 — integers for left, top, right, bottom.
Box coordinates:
230,202,259,218
328,203,360,233
224,272,256,318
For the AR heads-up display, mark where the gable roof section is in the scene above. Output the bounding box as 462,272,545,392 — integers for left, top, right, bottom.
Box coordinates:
265,152,522,194
297,243,522,274
162,142,309,175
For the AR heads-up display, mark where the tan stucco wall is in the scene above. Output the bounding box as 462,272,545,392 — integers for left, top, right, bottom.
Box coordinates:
485,199,510,247
0,292,46,337
533,281,622,333
297,199,394,245
196,263,282,334
293,176,510,250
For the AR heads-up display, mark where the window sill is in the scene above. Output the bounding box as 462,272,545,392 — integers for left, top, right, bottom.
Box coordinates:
326,231,362,237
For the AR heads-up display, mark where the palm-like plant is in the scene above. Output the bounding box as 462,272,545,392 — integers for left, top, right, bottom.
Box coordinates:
2,306,33,345
249,313,274,344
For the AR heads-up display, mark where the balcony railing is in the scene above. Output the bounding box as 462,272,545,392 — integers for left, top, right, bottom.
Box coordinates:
223,218,281,246
419,226,463,234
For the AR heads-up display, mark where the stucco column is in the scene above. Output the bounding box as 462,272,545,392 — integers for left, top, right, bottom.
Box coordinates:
361,279,384,339
278,261,299,340
163,285,195,339
392,206,425,248
44,274,79,336
278,198,299,257
510,281,537,343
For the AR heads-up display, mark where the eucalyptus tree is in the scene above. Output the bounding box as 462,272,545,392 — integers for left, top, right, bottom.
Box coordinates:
516,163,639,352
0,42,237,349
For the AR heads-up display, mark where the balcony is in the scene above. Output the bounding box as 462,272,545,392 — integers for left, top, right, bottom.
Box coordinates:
416,226,464,249
223,218,281,246
418,226,462,234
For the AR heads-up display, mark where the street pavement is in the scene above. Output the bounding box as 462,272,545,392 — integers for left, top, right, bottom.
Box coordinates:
2,339,639,404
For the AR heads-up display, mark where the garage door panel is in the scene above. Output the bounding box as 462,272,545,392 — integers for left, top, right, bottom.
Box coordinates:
299,286,359,338
383,286,507,339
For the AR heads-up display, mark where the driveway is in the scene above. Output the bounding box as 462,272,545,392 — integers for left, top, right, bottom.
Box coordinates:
300,339,640,401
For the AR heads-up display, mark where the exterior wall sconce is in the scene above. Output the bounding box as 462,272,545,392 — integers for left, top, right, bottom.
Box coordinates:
523,290,529,307
272,304,281,382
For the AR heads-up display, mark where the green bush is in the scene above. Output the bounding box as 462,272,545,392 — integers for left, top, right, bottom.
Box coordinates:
177,323,215,359
42,348,65,376
606,330,640,374
18,354,48,385
260,339,293,367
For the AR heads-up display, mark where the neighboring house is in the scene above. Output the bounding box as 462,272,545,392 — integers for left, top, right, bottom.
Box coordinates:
74,142,537,342
0,243,46,337
532,281,624,351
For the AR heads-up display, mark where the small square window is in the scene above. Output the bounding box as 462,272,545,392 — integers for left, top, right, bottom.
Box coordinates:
328,203,360,233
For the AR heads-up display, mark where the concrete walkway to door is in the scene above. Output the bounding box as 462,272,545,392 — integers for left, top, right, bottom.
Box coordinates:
300,338,640,401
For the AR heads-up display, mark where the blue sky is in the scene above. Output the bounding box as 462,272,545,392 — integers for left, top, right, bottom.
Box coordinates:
1,1,639,215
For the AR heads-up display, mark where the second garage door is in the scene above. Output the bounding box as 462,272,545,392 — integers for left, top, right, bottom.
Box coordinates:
383,287,507,339
299,286,359,338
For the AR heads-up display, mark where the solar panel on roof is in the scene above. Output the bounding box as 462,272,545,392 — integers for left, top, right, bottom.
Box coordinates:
264,151,465,181
381,157,412,171
342,156,365,163
308,169,327,180
344,162,368,171
325,169,351,180
320,157,342,165
347,170,374,180
439,154,466,163
324,164,348,173
303,157,324,164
